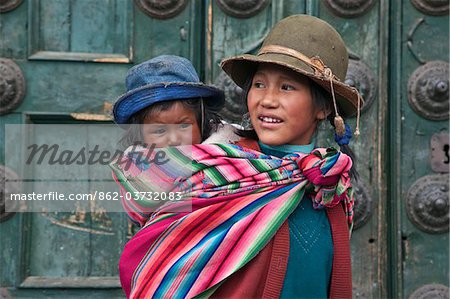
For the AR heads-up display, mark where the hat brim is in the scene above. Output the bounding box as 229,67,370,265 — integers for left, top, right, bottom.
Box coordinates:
221,53,363,118
113,82,225,125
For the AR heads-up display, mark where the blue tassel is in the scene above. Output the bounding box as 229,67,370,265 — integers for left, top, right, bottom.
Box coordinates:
334,123,352,146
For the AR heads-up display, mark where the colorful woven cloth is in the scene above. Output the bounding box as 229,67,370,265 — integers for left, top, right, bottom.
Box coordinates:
110,143,354,299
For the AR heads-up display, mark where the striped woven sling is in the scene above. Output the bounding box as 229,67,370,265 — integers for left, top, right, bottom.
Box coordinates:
110,143,354,299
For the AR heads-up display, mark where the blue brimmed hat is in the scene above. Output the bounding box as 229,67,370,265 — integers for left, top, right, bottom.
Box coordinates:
113,55,225,126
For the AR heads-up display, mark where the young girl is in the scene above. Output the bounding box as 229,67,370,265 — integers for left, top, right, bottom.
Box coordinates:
111,15,362,299
215,14,362,298
111,54,225,296
113,54,225,149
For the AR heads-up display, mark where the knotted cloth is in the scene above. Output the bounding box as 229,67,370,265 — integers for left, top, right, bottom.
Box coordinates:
110,143,354,299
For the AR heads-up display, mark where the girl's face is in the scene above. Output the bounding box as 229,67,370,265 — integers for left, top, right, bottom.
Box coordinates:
142,102,202,147
247,64,327,146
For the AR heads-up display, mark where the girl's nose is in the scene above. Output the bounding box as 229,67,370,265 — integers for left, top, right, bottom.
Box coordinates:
260,88,279,108
167,127,182,146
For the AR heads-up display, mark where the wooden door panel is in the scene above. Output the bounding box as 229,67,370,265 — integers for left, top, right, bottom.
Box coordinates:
206,0,286,123
1,0,202,297
0,0,28,59
132,0,203,71
391,1,449,297
28,0,132,62
207,1,387,297
0,114,24,288
5,120,127,294
14,61,127,114
317,1,387,298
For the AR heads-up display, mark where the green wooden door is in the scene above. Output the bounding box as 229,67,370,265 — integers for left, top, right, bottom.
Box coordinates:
1,1,448,298
0,0,203,297
207,1,389,297
390,1,449,298
206,1,449,297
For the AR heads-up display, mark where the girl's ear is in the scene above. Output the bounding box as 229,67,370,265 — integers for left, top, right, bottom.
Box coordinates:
316,107,332,121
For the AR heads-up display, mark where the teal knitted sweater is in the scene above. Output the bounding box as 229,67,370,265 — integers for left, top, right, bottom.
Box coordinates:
259,142,333,299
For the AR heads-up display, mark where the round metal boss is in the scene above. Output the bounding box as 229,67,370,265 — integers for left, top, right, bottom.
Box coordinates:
407,61,449,120
135,0,188,19
406,174,449,234
0,58,26,115
352,180,373,230
411,0,449,16
324,0,376,18
0,0,23,13
345,59,377,113
216,0,270,18
409,284,449,299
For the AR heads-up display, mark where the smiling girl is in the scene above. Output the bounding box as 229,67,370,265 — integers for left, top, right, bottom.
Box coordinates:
216,14,362,298
248,63,328,146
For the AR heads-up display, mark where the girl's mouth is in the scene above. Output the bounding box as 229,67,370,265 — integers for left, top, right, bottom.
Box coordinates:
257,115,284,128
258,116,283,123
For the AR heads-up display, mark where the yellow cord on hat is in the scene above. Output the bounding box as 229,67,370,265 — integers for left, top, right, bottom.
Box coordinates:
325,67,346,137
352,87,361,137
326,68,362,138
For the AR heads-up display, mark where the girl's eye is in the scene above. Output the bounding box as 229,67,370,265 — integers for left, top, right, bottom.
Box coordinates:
149,126,167,135
253,82,265,88
179,123,192,129
281,84,295,91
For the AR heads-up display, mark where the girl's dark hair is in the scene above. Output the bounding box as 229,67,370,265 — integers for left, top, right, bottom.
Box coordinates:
119,98,222,148
236,70,358,179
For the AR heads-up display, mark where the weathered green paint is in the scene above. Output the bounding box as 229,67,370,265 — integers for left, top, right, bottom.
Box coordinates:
0,114,23,288
390,1,449,298
318,1,388,298
206,0,285,84
1,0,449,298
132,1,203,70
14,61,129,113
0,1,200,297
0,0,28,59
15,124,120,281
28,0,132,61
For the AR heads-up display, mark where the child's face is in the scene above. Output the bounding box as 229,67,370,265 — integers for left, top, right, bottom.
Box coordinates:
142,102,202,147
247,64,327,146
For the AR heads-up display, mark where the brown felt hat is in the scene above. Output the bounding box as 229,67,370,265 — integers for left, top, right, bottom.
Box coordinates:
220,14,363,118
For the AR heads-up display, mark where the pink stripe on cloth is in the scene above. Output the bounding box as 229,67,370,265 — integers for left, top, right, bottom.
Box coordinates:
207,184,303,286
303,167,341,185
131,187,280,297
119,216,182,298
166,247,203,298
132,201,240,295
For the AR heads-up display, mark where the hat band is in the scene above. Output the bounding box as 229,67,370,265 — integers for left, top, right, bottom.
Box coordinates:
258,45,340,81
